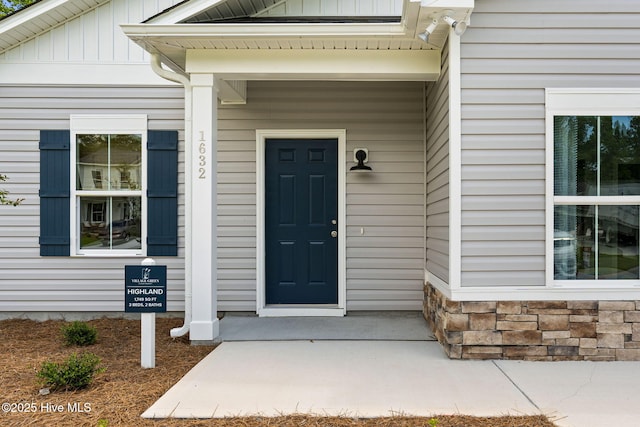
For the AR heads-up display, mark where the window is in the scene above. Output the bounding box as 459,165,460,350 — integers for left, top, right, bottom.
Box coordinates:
548,90,640,284
39,118,178,257
72,116,146,255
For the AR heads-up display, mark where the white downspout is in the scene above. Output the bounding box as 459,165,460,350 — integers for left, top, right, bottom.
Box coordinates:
149,53,193,338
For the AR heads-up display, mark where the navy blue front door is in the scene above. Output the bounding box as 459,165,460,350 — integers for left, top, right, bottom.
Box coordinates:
265,139,338,304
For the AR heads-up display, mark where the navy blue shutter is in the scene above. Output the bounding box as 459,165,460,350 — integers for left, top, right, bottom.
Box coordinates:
39,130,71,256
147,130,178,256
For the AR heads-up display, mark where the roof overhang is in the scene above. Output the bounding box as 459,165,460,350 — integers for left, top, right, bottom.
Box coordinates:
0,0,109,52
121,20,430,75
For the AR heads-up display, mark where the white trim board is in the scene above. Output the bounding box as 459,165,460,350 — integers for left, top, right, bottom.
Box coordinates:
256,129,347,317
0,63,176,86
426,270,640,301
448,28,462,291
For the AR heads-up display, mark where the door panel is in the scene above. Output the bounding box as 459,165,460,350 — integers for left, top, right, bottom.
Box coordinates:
265,139,338,304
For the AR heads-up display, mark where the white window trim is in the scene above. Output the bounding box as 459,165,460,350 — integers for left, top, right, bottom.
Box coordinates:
255,129,347,317
545,89,640,290
70,115,147,257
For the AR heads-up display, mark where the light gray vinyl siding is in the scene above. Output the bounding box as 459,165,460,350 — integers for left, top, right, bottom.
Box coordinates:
0,85,186,311
460,0,640,287
218,81,425,311
425,39,450,284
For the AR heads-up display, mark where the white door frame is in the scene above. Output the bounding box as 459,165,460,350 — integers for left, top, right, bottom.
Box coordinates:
256,129,346,317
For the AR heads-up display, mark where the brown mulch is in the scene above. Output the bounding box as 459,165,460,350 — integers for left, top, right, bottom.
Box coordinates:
0,318,558,427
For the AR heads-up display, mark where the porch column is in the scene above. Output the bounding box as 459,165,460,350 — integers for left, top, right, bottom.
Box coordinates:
189,73,219,342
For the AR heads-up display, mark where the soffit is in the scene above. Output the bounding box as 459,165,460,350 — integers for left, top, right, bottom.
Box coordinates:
0,0,109,52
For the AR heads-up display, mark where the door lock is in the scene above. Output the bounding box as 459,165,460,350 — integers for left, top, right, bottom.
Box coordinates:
330,231,338,238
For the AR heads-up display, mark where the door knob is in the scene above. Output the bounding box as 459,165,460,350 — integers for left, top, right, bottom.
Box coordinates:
331,231,338,238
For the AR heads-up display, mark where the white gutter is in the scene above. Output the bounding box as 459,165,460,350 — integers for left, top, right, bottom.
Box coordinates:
121,22,412,39
150,53,192,338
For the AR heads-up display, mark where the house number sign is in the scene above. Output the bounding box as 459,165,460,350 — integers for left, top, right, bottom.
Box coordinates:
198,131,207,179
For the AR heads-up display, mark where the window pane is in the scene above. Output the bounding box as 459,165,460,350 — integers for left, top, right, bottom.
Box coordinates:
79,196,141,250
600,116,640,196
554,205,594,280
77,135,108,190
598,205,639,279
110,134,142,190
554,116,598,196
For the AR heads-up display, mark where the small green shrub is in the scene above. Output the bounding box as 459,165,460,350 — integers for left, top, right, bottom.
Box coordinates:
37,352,105,391
61,321,98,346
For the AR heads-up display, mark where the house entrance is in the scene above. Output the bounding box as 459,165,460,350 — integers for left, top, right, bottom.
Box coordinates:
264,138,338,304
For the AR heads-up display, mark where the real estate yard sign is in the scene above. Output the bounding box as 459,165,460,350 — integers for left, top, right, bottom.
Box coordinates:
125,265,166,313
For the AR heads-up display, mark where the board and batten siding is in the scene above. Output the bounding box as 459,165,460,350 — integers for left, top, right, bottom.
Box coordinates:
254,0,401,17
0,85,186,311
217,81,425,311
460,0,640,287
0,0,183,62
426,38,450,285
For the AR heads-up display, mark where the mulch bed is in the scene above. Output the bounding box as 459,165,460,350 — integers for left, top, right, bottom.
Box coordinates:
0,318,557,426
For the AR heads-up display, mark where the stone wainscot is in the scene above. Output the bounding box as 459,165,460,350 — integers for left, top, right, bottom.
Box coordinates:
424,283,640,361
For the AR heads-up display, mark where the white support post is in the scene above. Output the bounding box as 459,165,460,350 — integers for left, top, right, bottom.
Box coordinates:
140,257,156,368
189,73,220,342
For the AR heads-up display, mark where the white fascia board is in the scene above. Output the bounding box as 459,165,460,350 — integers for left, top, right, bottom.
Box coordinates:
0,0,72,34
0,62,177,85
145,0,227,24
186,49,441,81
121,22,412,38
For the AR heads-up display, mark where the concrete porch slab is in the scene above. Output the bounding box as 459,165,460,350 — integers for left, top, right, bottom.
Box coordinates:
218,311,435,341
142,341,539,419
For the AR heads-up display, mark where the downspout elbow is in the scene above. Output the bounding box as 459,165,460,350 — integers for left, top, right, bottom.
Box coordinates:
150,53,193,338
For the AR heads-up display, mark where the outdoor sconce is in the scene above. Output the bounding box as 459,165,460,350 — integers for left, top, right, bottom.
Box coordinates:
417,12,467,44
442,15,467,36
350,148,372,172
418,19,438,43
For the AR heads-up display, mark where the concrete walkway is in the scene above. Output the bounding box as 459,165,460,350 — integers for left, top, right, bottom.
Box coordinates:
143,314,640,427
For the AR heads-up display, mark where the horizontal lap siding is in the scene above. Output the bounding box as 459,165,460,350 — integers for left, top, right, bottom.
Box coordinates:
460,0,640,287
218,81,425,311
0,85,186,311
426,40,450,284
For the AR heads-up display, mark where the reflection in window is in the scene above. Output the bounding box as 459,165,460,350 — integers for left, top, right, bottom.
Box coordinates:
77,134,141,191
554,115,640,280
555,205,639,280
79,197,141,250
76,133,142,252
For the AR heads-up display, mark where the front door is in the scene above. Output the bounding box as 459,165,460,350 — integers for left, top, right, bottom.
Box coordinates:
265,138,338,304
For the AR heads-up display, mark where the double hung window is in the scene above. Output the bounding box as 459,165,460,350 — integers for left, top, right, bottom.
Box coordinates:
549,90,640,283
71,115,146,255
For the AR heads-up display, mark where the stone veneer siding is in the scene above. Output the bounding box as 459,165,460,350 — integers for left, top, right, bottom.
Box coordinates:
424,283,640,361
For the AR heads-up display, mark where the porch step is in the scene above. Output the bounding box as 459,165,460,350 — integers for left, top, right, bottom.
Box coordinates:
218,311,435,341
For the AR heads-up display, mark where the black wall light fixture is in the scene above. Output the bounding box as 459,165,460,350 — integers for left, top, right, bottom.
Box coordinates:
350,148,372,172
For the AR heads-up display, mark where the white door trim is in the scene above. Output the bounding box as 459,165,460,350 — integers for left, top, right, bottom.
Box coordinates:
256,129,346,317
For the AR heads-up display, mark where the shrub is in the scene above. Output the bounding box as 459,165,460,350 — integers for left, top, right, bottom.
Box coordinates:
61,321,97,346
37,352,105,391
